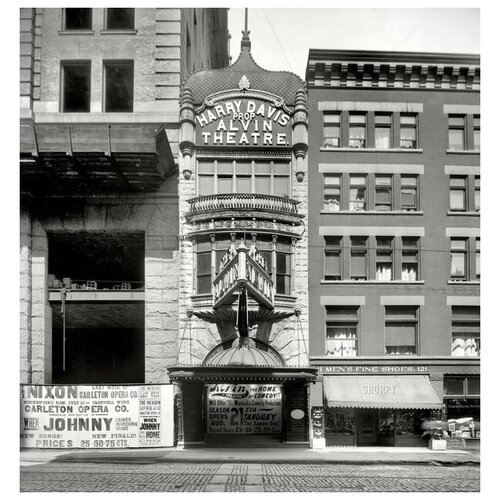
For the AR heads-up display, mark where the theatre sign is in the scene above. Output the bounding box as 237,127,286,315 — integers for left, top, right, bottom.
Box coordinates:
195,86,293,148
20,384,174,449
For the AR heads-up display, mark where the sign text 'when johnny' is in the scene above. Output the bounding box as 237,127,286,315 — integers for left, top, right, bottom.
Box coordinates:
196,97,292,147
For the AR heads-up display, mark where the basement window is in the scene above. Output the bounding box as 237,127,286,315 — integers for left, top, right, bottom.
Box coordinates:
61,61,91,112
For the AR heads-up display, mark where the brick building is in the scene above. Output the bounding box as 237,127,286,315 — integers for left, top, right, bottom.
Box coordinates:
20,7,229,387
306,50,480,447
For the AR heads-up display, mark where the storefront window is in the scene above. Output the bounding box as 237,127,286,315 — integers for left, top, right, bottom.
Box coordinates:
396,410,428,436
379,410,395,437
324,408,356,435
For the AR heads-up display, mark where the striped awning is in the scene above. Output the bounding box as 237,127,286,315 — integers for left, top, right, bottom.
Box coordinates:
323,375,443,409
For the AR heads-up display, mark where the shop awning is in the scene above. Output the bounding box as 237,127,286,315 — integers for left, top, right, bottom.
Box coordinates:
323,375,443,409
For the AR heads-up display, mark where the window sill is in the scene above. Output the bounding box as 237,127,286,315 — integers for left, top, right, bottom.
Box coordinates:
447,210,480,216
320,147,423,153
100,29,138,35
446,149,480,155
321,210,423,215
448,280,480,285
321,280,425,285
58,30,95,35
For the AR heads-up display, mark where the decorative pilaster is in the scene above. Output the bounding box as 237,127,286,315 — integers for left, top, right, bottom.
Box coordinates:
179,87,195,180
292,88,308,183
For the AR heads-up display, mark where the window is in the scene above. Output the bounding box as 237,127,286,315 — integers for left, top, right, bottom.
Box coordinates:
374,113,392,149
375,175,393,211
349,114,366,148
61,62,91,112
385,306,418,355
450,238,467,280
105,8,135,30
448,115,466,150
402,237,418,281
196,234,292,296
196,239,212,294
276,238,291,295
443,375,480,425
400,175,418,211
400,114,418,149
474,177,480,211
448,114,480,151
473,115,480,151
475,238,480,279
104,61,134,112
450,177,467,211
350,237,367,280
320,111,420,150
349,175,366,211
197,160,290,197
325,306,358,356
323,113,341,148
451,306,480,357
449,175,480,212
376,237,393,280
64,8,92,30
323,175,341,211
324,237,342,280
449,237,480,282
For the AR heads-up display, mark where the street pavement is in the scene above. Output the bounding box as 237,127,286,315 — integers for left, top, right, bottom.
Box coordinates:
20,461,480,492
19,445,481,492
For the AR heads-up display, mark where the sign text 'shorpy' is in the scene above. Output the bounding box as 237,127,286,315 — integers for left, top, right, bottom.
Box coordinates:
195,98,291,148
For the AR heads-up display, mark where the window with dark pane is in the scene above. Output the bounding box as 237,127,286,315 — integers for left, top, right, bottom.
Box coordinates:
105,61,134,112
375,175,392,211
64,8,92,30
106,8,135,30
400,175,418,211
62,62,91,112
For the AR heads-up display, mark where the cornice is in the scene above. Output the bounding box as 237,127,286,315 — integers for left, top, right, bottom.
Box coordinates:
307,50,480,91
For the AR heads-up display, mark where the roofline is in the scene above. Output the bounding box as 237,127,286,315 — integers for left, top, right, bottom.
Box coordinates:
307,49,480,66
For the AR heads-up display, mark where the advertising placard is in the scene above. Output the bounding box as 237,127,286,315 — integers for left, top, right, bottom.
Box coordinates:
206,383,282,434
20,384,174,449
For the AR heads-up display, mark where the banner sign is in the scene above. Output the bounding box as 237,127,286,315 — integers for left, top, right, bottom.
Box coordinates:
195,96,292,148
206,383,282,434
318,365,428,374
20,384,174,449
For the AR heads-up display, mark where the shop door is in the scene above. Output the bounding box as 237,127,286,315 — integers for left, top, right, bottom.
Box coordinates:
357,409,378,446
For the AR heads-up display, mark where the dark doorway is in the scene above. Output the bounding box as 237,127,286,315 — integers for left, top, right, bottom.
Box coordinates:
357,409,378,446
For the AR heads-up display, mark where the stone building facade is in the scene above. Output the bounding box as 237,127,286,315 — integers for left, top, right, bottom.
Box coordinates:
20,7,229,386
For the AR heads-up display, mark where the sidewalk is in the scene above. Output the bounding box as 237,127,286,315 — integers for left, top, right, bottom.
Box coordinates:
20,445,480,466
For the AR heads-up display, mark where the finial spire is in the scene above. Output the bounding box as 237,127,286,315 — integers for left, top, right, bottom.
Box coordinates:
241,8,251,50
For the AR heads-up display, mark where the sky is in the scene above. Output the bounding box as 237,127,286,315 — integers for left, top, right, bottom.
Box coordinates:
227,8,480,79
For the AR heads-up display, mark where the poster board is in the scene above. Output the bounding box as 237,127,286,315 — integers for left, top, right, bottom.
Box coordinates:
20,384,174,449
206,383,282,434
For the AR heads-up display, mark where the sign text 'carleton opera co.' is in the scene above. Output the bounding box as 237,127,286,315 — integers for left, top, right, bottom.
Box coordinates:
195,92,292,148
206,384,282,434
20,384,174,448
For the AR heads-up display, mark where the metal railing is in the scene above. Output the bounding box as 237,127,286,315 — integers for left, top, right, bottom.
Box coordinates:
188,193,300,215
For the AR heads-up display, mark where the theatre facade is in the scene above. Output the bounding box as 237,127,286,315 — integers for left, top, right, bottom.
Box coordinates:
167,30,316,446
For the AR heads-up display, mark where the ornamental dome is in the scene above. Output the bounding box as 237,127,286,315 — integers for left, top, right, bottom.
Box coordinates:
203,336,285,367
183,33,305,106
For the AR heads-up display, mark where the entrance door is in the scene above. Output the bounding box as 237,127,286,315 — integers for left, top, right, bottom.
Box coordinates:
357,409,378,446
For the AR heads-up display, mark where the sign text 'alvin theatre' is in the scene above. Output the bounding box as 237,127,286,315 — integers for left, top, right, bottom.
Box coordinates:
206,384,282,434
195,94,292,148
20,384,174,449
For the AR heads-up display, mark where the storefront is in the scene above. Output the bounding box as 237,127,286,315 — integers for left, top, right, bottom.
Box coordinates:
311,365,443,447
